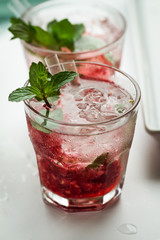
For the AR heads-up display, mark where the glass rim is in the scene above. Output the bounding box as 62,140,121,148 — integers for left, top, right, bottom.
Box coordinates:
24,61,141,127
21,0,126,55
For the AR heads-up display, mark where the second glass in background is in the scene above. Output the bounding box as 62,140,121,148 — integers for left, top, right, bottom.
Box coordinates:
21,0,126,67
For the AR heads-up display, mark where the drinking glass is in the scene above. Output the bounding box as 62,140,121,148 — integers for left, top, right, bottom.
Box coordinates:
24,61,141,212
21,0,126,68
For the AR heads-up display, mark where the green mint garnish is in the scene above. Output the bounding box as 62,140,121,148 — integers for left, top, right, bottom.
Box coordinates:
8,17,85,51
107,158,114,167
41,109,50,127
73,23,85,41
37,108,63,129
8,61,78,108
30,108,63,133
105,52,114,65
8,17,56,49
29,118,52,134
86,152,109,169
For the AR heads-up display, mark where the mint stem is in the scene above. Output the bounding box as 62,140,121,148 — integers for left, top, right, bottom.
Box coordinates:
41,109,50,127
43,95,51,108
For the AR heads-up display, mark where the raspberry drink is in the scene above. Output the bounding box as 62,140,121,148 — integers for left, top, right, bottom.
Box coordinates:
19,0,126,68
23,62,141,212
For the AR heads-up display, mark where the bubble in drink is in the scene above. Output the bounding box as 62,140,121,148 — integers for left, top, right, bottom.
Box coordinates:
58,79,133,123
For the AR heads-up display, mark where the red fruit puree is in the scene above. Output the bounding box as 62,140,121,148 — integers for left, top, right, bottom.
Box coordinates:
27,116,122,199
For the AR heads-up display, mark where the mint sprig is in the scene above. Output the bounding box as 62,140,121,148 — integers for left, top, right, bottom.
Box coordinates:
8,17,85,51
8,62,78,108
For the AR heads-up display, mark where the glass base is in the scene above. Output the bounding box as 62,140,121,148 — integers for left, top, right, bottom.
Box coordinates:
42,185,122,212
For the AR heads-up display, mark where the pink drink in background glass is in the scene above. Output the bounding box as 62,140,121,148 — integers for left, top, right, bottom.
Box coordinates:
21,0,126,68
24,62,140,212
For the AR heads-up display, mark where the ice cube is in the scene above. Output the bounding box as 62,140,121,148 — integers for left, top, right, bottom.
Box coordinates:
75,35,105,52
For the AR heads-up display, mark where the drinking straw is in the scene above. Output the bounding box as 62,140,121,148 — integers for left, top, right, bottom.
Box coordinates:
45,54,80,85
8,0,31,17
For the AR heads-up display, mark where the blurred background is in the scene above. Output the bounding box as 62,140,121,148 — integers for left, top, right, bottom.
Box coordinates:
0,0,43,23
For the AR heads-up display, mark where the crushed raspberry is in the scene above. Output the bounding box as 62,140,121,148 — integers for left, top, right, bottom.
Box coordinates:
61,47,71,53
36,154,122,198
26,116,62,157
26,114,122,199
78,55,113,81
88,55,112,66
43,104,51,110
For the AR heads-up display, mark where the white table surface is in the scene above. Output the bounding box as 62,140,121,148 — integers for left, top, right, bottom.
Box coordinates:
1,1,160,239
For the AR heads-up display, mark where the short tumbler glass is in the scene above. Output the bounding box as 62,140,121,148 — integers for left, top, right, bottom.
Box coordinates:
24,62,140,212
21,0,126,68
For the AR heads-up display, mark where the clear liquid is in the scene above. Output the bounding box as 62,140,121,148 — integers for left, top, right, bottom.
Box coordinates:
54,78,133,124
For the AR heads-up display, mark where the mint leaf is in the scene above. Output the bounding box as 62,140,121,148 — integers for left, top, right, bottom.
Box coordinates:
47,19,85,50
30,118,52,134
75,35,105,52
31,25,58,49
8,86,40,102
86,152,109,169
47,19,57,34
34,108,63,132
45,71,78,94
8,17,57,49
74,24,85,41
9,17,34,42
9,17,85,51
51,109,63,121
105,52,115,65
8,62,79,108
29,62,52,88
107,158,114,167
29,62,59,107
29,108,63,133
47,19,75,51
